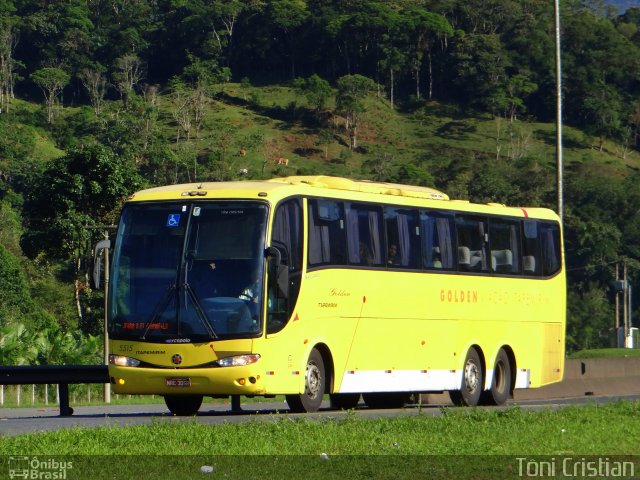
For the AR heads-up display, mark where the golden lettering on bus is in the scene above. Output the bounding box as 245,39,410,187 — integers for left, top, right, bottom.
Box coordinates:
330,288,351,297
440,289,478,303
487,290,547,305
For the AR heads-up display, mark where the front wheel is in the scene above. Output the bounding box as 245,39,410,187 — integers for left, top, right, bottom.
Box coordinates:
286,348,326,413
164,394,203,416
449,348,484,407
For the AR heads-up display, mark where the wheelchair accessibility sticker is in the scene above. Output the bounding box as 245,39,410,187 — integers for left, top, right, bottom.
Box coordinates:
166,214,181,228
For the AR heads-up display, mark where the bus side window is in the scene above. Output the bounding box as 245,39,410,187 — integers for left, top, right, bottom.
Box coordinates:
345,203,384,267
540,222,561,276
307,199,346,267
455,215,488,272
522,220,541,275
268,199,303,334
384,207,420,269
420,211,455,270
488,219,521,274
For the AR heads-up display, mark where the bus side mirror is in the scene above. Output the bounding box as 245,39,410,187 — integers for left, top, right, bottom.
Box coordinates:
265,244,289,299
93,239,111,289
265,246,281,267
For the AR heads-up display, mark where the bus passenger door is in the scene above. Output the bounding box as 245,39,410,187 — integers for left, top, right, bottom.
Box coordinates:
266,199,303,335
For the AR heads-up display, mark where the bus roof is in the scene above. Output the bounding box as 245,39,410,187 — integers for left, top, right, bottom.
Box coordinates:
127,176,559,221
267,175,449,200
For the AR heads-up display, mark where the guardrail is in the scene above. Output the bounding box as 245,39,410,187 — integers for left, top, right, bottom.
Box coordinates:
513,357,640,401
0,365,109,416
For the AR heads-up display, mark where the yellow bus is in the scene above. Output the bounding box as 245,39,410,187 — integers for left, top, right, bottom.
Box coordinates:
96,175,565,415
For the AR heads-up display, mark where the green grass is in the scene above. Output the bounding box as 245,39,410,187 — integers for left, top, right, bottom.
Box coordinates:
568,348,640,359
1,402,639,479
2,402,639,454
192,84,640,185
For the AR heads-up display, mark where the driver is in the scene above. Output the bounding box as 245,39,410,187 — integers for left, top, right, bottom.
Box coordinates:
239,267,262,321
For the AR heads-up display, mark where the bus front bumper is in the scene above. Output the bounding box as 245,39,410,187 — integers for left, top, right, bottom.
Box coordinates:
109,364,267,396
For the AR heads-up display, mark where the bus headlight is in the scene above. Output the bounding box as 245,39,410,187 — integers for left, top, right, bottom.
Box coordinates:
109,354,141,367
216,354,261,367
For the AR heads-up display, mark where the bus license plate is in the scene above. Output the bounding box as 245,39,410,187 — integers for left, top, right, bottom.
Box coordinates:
166,377,191,387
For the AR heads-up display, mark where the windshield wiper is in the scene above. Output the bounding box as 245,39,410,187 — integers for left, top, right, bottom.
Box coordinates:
140,282,218,340
184,282,218,339
141,283,176,340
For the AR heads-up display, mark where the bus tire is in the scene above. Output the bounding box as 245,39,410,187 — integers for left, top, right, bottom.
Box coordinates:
286,348,325,413
330,393,361,410
362,392,411,409
164,394,203,416
481,349,512,406
449,348,483,407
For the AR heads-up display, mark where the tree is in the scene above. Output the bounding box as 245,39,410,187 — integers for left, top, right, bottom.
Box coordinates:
335,74,375,150
112,54,144,101
170,79,194,143
0,244,52,328
566,285,613,351
402,8,453,100
30,67,70,123
380,43,405,110
21,144,142,324
455,0,521,35
78,64,109,116
562,10,640,133
0,323,39,365
292,74,333,114
393,163,435,187
316,128,334,160
0,4,19,113
505,73,538,121
56,1,95,74
0,244,31,318
34,326,101,365
582,81,624,150
449,33,509,113
206,0,248,65
266,0,310,78
208,121,237,180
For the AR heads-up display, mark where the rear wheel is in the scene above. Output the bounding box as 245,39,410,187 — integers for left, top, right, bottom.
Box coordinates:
286,348,326,413
449,348,483,407
164,394,203,416
330,393,361,410
481,349,512,405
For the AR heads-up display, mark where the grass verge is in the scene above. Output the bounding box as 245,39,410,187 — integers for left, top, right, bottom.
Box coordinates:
3,401,640,455
1,401,639,478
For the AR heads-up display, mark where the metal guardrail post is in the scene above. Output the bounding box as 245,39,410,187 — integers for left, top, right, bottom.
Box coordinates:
58,383,73,416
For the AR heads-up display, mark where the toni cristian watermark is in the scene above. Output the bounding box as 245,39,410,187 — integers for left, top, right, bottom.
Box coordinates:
516,457,636,478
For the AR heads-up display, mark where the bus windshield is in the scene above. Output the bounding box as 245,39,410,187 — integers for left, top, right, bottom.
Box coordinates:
108,201,268,342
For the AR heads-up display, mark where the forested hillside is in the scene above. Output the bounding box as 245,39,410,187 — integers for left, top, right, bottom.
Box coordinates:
1,0,640,364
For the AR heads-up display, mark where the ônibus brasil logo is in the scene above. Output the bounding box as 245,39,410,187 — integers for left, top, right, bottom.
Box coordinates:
8,456,73,479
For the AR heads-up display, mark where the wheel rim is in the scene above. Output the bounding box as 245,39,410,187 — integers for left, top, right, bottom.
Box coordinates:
305,361,322,398
464,360,480,394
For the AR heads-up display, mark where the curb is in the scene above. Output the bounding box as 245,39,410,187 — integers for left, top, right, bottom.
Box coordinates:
514,357,640,401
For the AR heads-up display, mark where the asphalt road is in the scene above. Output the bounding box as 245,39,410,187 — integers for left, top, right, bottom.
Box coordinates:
1,394,639,437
